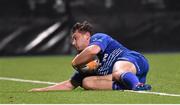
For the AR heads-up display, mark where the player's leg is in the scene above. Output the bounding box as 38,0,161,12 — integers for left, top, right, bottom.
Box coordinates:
82,74,129,90
82,74,112,90
112,54,151,90
112,60,140,90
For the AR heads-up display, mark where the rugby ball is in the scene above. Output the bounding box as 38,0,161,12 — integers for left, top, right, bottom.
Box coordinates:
78,57,100,73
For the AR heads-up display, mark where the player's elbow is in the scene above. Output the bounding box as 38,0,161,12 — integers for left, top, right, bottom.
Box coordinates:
71,59,78,69
71,58,82,70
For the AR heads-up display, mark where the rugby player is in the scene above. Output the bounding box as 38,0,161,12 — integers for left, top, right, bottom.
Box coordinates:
30,21,151,91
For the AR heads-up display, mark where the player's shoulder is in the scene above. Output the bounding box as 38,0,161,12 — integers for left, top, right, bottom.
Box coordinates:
91,33,111,39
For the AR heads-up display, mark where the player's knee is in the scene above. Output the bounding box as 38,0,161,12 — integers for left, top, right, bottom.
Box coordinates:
82,77,94,90
112,61,136,81
112,70,135,81
112,71,123,81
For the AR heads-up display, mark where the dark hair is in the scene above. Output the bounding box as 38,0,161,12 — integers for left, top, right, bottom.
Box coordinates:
72,21,93,35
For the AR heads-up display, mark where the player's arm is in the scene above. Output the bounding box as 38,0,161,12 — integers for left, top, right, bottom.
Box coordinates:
29,80,76,92
72,45,101,69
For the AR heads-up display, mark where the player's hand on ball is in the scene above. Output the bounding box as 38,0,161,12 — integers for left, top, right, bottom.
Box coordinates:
73,57,100,73
80,59,99,71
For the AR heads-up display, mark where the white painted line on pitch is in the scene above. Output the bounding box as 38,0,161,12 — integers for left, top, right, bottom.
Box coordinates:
0,77,57,85
125,90,180,97
0,76,180,97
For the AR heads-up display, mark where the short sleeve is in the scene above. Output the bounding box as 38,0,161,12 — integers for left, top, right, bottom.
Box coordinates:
89,33,111,53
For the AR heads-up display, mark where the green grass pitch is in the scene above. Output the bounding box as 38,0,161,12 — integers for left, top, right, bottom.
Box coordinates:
0,53,180,104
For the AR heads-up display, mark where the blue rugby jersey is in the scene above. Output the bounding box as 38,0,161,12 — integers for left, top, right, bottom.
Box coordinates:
89,33,148,76
89,33,128,75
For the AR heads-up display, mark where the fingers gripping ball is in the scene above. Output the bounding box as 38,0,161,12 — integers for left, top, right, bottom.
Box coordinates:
83,59,99,71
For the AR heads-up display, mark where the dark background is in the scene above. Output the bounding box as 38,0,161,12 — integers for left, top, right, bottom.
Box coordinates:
0,0,180,56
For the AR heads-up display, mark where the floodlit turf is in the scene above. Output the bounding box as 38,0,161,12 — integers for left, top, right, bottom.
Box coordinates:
0,53,180,104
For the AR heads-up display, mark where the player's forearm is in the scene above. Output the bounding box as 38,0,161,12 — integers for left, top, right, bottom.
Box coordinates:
72,47,95,68
72,45,101,69
45,80,75,91
30,80,75,92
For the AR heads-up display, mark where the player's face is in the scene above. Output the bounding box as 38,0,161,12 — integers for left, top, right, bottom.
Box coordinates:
72,30,90,51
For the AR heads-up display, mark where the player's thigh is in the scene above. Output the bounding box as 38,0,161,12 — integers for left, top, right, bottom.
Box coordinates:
82,75,112,89
83,74,112,82
112,60,136,81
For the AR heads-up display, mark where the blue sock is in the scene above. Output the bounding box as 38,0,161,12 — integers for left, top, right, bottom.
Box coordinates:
120,72,139,89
